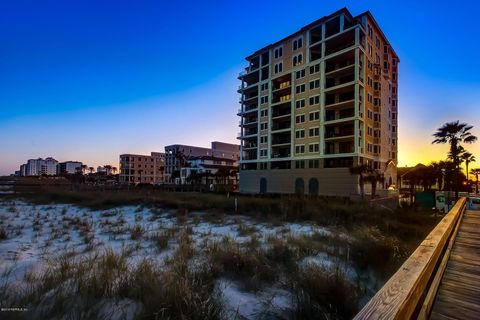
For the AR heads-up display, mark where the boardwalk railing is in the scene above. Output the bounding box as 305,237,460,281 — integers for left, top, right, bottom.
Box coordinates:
354,197,467,320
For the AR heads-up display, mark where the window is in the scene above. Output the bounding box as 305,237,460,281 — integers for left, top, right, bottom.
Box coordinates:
274,46,283,59
293,54,303,66
309,159,320,168
309,127,319,137
295,114,305,123
260,135,268,143
295,84,305,94
375,36,380,49
295,145,305,154
309,79,320,90
367,126,373,136
261,83,269,91
295,129,305,139
260,109,268,117
293,37,303,50
309,111,319,121
274,62,283,74
260,149,267,157
295,99,306,109
259,162,267,170
295,160,305,169
260,96,268,104
309,95,320,105
309,64,320,74
309,143,319,153
367,109,373,119
260,123,268,130
295,69,305,79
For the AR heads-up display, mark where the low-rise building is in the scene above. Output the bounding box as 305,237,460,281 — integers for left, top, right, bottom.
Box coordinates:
165,141,239,183
179,156,238,185
119,152,165,184
57,161,83,175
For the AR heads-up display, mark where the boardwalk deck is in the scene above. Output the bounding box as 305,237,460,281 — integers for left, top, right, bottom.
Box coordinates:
430,210,480,320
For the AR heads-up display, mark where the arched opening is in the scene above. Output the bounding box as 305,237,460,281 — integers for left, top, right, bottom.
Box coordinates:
308,178,319,196
295,178,305,195
260,178,267,194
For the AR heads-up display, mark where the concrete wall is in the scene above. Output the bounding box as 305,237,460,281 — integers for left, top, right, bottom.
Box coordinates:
239,168,357,196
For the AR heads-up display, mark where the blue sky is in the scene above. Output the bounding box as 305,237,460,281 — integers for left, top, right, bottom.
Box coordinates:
1,0,480,174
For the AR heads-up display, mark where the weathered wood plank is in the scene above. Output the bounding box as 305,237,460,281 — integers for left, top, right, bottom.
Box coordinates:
430,209,480,319
353,198,466,319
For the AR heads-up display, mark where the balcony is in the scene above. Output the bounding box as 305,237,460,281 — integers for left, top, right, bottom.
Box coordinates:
325,141,355,155
325,50,355,75
325,73,355,89
237,104,258,115
271,149,291,159
242,150,258,161
325,29,356,57
272,94,291,104
325,125,354,141
271,120,291,132
238,128,258,139
240,117,258,127
243,142,257,149
325,108,355,122
309,24,322,45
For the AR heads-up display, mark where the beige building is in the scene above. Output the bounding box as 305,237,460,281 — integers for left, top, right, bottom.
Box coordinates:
119,152,165,184
238,8,398,196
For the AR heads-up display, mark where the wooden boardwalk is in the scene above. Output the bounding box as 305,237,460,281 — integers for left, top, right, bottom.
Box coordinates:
430,210,480,319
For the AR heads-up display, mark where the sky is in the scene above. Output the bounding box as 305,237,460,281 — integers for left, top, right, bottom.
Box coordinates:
1,0,480,175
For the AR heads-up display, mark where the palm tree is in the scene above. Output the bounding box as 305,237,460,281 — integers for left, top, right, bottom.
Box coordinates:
365,169,384,199
104,165,112,175
81,164,88,175
470,168,480,194
349,164,368,200
432,121,477,200
460,151,475,182
88,167,94,174
112,166,118,175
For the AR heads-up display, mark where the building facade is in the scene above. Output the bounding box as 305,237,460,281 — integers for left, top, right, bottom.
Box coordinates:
23,157,59,176
57,161,83,175
237,8,398,196
179,156,238,186
119,152,165,184
164,142,239,183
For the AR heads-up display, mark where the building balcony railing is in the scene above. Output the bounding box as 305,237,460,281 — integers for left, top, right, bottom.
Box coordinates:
237,105,258,115
271,153,291,159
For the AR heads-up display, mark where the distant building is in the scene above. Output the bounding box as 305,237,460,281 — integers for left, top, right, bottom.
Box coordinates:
164,141,239,183
179,155,238,185
57,161,83,175
25,157,58,176
119,152,165,184
97,166,115,175
237,8,399,195
19,164,27,176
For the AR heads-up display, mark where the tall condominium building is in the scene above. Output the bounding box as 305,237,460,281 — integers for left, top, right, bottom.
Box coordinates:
238,8,398,196
23,157,59,176
164,141,239,183
119,152,165,184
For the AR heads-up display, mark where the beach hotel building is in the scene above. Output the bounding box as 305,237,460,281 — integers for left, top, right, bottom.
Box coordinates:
237,8,399,196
